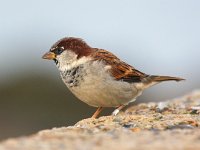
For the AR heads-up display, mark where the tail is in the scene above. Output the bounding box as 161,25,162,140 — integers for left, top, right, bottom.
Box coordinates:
138,75,185,90
149,75,185,82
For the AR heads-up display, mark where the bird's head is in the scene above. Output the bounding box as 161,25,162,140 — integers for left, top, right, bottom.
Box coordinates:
42,37,93,71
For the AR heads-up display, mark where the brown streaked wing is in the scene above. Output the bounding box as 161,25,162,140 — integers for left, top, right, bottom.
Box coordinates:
91,49,147,83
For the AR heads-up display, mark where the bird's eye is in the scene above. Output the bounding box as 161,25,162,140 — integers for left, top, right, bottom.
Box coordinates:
54,48,64,55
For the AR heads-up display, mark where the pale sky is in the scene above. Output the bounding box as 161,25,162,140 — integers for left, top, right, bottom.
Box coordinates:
0,0,200,99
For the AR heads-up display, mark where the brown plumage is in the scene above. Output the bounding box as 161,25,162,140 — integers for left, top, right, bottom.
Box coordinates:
149,75,184,82
50,37,92,58
92,49,147,82
91,49,184,83
46,37,184,86
43,37,185,118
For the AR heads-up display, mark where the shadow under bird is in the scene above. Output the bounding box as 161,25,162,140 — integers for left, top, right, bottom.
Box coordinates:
42,37,184,118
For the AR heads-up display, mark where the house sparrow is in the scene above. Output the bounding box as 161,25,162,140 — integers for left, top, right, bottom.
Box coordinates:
42,37,184,118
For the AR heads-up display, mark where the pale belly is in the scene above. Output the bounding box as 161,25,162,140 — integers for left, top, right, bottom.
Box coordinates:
68,73,142,107
60,61,142,107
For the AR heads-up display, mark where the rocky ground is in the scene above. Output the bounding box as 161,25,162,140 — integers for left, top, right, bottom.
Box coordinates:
1,90,200,150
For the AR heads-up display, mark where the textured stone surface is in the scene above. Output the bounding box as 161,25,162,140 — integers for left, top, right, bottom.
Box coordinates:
1,90,200,150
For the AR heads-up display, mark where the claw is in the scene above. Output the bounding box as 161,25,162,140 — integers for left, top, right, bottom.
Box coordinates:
112,109,120,116
111,105,126,116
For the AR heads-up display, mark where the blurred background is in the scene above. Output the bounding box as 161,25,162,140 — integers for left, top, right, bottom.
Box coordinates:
0,0,199,140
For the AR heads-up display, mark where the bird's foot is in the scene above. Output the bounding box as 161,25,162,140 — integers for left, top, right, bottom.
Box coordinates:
112,109,120,116
112,105,125,116
91,107,103,118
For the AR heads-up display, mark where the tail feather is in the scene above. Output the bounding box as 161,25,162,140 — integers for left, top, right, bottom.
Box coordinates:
149,75,185,82
136,75,185,90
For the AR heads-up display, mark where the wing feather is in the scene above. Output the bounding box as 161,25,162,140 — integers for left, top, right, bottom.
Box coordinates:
91,49,147,83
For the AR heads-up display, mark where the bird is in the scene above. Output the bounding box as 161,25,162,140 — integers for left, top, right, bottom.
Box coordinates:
42,37,184,118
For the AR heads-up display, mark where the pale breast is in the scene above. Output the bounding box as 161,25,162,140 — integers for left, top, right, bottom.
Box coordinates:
60,65,85,88
61,61,142,107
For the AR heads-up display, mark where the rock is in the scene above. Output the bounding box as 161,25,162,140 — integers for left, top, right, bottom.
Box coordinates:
1,90,200,150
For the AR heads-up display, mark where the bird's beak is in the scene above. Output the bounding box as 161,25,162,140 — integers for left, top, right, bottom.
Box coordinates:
42,52,56,60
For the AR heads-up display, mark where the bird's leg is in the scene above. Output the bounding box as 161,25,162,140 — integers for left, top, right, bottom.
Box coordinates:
91,107,103,118
112,105,126,116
